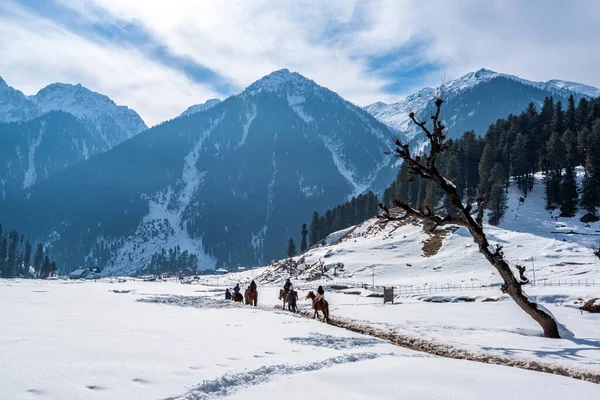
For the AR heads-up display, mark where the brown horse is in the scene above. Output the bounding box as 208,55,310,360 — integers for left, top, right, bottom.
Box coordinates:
306,291,329,323
245,287,258,306
279,289,289,310
287,289,298,313
233,292,243,303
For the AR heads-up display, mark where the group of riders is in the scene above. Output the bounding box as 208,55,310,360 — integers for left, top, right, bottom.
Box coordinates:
224,278,326,308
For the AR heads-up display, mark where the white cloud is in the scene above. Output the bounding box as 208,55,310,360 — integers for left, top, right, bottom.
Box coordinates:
0,3,220,126
1,0,599,126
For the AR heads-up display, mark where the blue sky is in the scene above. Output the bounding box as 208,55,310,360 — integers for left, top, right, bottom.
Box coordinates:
1,0,599,126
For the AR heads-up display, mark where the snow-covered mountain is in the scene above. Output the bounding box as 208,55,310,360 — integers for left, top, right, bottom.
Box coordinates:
0,77,42,123
0,77,147,198
366,68,600,141
32,83,147,147
0,69,399,274
179,98,222,117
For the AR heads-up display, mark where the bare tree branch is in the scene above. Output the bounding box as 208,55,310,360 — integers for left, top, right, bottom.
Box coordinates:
387,97,561,338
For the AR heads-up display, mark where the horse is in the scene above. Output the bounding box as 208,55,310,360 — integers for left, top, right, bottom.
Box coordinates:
279,289,289,310
233,292,244,303
287,289,298,313
306,291,329,323
245,287,258,306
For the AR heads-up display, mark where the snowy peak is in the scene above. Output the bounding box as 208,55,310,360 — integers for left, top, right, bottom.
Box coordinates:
30,82,147,145
32,83,147,131
0,76,42,123
180,98,222,117
244,69,324,96
442,68,600,99
365,68,600,138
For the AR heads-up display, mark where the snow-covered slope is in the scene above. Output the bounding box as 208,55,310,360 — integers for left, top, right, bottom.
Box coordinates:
179,98,221,117
32,83,147,146
0,77,148,198
0,77,42,123
366,68,600,142
257,171,600,287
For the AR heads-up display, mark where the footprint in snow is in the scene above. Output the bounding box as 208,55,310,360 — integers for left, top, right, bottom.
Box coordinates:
227,357,240,361
131,378,151,384
25,389,45,395
188,366,203,370
264,351,277,355
86,385,106,391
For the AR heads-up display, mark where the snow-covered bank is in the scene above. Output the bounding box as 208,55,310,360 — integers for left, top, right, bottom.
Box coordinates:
1,280,600,399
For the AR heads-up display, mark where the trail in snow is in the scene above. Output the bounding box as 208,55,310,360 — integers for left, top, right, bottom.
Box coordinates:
22,122,44,189
163,352,388,400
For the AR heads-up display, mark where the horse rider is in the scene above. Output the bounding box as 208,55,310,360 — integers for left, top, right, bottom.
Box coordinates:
249,280,257,294
225,288,232,300
233,283,240,297
280,278,292,299
314,285,325,305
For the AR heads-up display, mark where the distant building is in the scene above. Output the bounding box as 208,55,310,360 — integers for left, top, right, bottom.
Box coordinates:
69,268,99,280
215,268,229,275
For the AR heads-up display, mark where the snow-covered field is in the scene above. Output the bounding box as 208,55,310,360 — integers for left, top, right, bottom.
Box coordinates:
1,279,600,399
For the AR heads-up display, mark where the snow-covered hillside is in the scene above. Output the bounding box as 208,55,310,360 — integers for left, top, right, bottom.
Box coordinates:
0,77,148,198
365,68,600,142
179,98,222,117
32,83,148,147
257,171,600,288
0,77,41,123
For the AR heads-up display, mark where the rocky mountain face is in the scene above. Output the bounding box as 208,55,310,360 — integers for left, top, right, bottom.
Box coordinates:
0,77,147,198
0,69,399,274
365,68,600,143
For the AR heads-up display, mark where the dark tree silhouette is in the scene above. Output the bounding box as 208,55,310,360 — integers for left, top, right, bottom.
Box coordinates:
379,97,561,338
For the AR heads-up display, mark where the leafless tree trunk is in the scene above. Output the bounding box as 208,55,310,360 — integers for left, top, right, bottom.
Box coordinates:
380,98,561,338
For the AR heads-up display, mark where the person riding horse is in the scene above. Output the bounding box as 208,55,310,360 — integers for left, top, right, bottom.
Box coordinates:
279,278,292,299
225,288,232,300
234,283,240,296
249,280,257,294
314,285,325,305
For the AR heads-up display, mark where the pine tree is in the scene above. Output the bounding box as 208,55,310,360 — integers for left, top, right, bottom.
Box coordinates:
565,95,577,134
0,233,7,278
23,241,32,277
33,243,44,278
51,261,58,277
487,163,507,225
582,119,600,216
287,238,296,258
559,130,578,217
544,131,565,208
40,256,52,279
478,143,496,196
308,211,320,246
510,133,529,195
7,230,18,278
300,223,308,252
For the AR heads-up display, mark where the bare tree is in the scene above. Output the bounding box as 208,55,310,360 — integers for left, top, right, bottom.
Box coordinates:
380,98,561,338
586,240,600,261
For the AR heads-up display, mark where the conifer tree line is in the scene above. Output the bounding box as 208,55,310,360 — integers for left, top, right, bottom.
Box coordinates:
383,95,600,223
0,223,56,278
300,191,379,250
142,245,199,275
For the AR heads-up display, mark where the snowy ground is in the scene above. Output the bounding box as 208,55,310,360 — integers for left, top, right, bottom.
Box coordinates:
1,279,600,399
